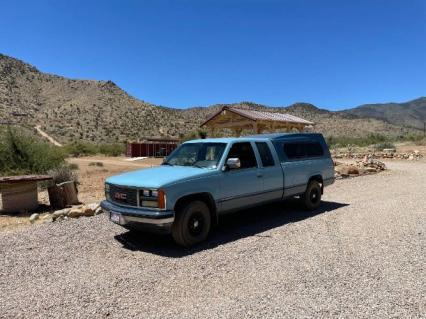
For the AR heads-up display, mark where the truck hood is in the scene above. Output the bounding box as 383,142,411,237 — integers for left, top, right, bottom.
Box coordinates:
106,165,217,188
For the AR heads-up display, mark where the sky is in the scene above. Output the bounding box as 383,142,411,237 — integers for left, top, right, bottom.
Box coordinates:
0,0,425,110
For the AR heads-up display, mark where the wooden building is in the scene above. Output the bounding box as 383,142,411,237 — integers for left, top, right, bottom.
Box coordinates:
126,137,179,158
201,106,314,136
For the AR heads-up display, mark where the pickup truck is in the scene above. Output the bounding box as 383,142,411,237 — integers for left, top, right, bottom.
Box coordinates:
101,133,334,246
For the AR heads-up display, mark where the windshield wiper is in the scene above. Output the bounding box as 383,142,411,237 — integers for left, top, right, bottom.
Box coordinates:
192,164,205,169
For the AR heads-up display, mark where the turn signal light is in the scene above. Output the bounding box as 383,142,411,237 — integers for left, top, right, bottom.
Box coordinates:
158,190,166,209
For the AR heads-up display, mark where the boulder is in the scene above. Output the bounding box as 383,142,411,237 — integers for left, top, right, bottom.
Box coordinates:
67,205,95,218
383,148,396,153
29,213,40,223
94,207,103,215
335,165,359,175
52,208,70,220
67,207,85,218
41,214,54,223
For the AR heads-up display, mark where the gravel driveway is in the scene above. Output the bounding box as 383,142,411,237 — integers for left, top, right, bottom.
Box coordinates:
1,161,425,318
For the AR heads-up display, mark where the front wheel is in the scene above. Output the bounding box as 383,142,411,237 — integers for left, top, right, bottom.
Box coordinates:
172,200,211,247
301,180,322,210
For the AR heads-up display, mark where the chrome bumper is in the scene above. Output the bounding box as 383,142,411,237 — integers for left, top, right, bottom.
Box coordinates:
100,200,174,226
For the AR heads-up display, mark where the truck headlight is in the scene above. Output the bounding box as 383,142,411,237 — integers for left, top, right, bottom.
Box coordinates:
140,189,166,209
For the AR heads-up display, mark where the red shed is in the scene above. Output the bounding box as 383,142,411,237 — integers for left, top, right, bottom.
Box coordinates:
126,137,180,158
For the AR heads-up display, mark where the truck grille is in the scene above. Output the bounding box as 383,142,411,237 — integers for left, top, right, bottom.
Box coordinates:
108,184,138,207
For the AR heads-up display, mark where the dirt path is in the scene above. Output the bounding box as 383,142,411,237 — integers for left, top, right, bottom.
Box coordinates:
35,125,63,146
0,160,425,318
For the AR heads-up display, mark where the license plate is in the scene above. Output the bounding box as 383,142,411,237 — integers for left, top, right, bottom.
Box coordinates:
110,212,121,224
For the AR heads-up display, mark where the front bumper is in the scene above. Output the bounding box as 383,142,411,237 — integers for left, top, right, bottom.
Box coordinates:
100,200,174,232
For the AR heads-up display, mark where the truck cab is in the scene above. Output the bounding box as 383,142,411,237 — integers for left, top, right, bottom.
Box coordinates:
101,133,334,246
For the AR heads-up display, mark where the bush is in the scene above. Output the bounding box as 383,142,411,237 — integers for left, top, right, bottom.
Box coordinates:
326,134,388,148
98,143,125,156
63,141,124,157
373,142,395,151
68,163,79,170
88,161,104,167
63,141,98,157
47,165,78,185
0,127,66,176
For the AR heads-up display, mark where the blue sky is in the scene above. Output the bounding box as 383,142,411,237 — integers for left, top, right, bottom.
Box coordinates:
0,0,425,110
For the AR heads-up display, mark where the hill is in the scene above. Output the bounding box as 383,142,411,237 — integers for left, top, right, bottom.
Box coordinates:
0,53,421,143
343,97,426,130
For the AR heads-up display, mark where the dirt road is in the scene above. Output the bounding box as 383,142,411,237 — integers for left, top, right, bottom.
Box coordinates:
0,161,425,318
35,125,63,147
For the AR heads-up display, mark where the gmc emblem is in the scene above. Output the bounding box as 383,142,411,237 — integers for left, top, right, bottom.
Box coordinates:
114,192,127,200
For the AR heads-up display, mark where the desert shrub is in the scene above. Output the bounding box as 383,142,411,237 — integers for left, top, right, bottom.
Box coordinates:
63,141,98,157
98,143,125,156
68,163,79,170
48,165,78,184
373,142,395,151
89,161,104,167
64,141,124,157
326,134,388,148
0,127,66,176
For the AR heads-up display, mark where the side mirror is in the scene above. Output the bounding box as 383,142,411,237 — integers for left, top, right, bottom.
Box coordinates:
223,158,241,171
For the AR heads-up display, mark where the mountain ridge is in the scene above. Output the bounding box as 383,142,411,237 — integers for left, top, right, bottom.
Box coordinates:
0,53,422,143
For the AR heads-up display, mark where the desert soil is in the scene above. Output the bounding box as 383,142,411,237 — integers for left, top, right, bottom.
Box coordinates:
0,160,425,318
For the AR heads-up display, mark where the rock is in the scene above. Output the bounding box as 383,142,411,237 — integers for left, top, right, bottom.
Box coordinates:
86,203,100,211
408,155,414,161
67,205,95,218
52,208,70,220
383,148,396,153
29,213,40,223
414,150,420,155
67,207,84,218
81,206,95,217
41,215,54,223
94,207,103,215
335,165,359,175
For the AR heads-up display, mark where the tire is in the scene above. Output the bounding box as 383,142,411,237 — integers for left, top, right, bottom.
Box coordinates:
301,180,322,210
172,200,211,247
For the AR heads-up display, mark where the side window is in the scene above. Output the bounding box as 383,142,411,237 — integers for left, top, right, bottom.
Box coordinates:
306,142,324,157
227,142,257,169
283,141,324,160
255,142,275,167
283,143,305,160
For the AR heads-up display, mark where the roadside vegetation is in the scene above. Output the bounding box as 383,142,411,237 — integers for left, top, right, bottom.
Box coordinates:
0,127,66,176
63,141,125,157
326,133,426,149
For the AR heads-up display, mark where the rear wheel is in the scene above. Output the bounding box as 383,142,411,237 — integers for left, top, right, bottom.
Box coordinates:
172,200,211,247
301,180,322,210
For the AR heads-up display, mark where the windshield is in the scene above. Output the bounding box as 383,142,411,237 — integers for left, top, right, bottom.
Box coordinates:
163,142,226,168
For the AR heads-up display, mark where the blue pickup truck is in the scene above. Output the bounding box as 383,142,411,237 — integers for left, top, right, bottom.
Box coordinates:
101,133,334,246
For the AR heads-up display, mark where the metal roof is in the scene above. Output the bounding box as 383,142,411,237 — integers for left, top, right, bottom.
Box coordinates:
186,133,322,144
227,107,314,124
201,106,314,126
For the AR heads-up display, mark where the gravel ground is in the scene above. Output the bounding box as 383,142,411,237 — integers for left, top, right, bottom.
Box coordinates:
0,161,425,318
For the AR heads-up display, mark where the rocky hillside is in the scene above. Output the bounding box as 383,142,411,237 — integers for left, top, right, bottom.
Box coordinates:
0,53,421,143
343,97,426,130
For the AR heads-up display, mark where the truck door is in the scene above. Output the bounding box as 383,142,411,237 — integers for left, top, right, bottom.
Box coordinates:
254,141,284,201
219,142,263,212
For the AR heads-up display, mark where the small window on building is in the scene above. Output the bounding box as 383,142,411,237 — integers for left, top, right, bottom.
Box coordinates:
255,142,275,167
227,142,257,169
